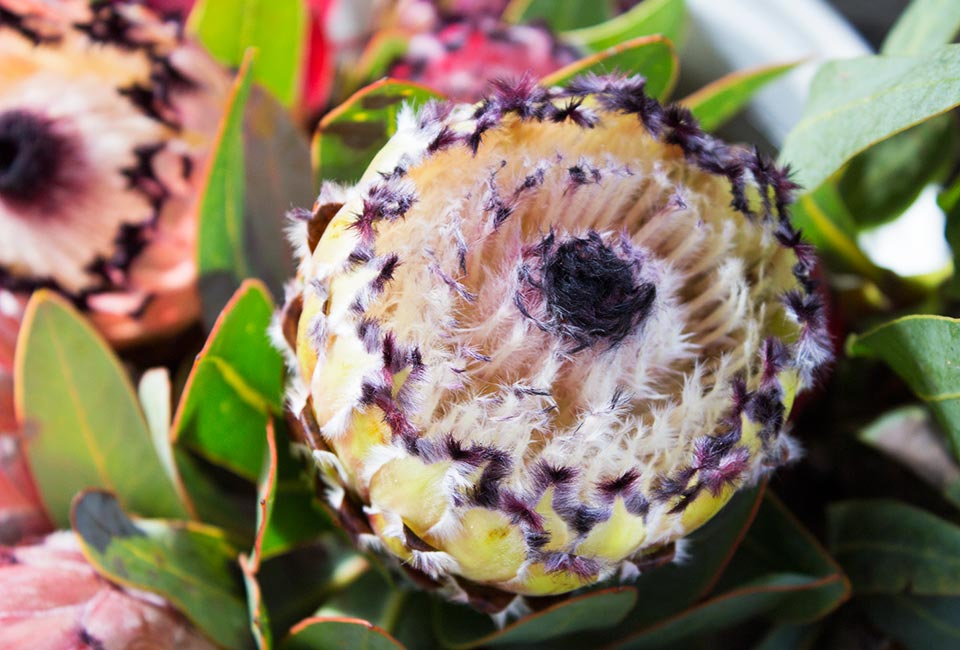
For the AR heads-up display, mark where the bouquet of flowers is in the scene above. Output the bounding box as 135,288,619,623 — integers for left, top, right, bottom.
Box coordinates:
2,0,959,648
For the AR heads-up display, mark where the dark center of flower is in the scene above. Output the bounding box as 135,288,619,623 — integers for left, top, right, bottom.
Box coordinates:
0,110,66,204
543,232,656,350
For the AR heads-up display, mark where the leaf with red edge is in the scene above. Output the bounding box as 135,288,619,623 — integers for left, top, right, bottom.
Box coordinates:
15,291,187,526
541,35,677,100
432,486,765,649
681,60,801,132
282,617,405,650
252,417,330,564
242,86,314,301
436,587,637,649
71,490,253,650
189,0,307,106
312,79,444,186
197,49,257,324
560,0,686,51
172,280,284,482
241,553,273,650
606,493,849,649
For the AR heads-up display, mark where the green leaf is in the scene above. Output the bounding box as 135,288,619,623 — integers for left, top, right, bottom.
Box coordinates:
753,624,819,650
241,554,273,650
623,484,767,622
828,499,960,596
856,405,960,507
312,79,444,186
542,35,677,100
787,182,887,284
253,417,330,562
283,617,405,650
189,0,306,106
615,576,833,650
262,541,372,639
242,87,313,300
881,0,960,56
779,45,960,191
138,368,196,517
838,115,957,229
172,280,284,481
468,486,765,650
847,315,960,455
504,0,615,31
346,31,412,94
562,0,686,53
681,61,801,132
861,595,960,650
435,587,638,649
197,50,256,324
612,494,848,649
173,446,257,536
713,493,850,622
14,292,187,527
71,490,253,650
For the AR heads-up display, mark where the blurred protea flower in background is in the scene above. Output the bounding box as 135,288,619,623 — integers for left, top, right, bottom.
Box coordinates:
0,531,215,649
0,0,229,346
388,15,579,101
277,75,831,612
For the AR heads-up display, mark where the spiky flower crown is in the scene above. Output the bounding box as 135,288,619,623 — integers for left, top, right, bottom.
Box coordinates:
276,74,831,612
0,0,228,344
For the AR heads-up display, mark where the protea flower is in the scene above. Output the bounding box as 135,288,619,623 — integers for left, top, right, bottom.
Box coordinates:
0,0,229,346
388,15,578,101
276,75,831,612
0,531,215,649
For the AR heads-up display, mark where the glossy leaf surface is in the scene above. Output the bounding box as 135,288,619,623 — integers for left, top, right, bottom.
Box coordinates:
71,491,252,649
15,292,186,526
847,315,960,454
542,35,677,100
172,281,284,481
190,0,306,105
780,45,960,191
312,79,443,186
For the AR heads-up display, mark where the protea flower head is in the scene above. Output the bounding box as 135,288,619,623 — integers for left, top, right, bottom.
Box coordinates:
0,531,215,648
276,75,831,611
388,15,578,101
0,0,229,345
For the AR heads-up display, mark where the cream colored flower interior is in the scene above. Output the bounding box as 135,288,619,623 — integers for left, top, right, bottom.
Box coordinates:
352,111,799,505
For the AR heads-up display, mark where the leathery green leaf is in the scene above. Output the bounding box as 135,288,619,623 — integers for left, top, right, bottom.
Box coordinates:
681,60,801,132
862,595,960,650
71,490,252,650
542,35,677,100
283,617,405,650
253,417,330,563
881,0,960,56
561,0,686,52
14,292,186,527
172,280,284,481
436,587,638,649
847,315,960,455
779,45,960,191
197,49,256,325
609,494,848,649
189,0,306,106
312,79,443,186
828,499,960,595
839,115,957,229
503,0,615,32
